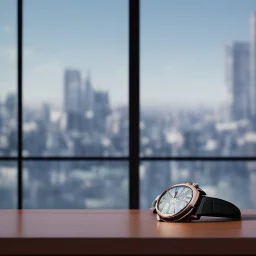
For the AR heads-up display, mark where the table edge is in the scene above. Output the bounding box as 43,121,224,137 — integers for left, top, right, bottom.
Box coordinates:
0,237,255,255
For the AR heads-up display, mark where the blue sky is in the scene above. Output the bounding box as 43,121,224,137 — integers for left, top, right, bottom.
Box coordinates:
1,0,256,108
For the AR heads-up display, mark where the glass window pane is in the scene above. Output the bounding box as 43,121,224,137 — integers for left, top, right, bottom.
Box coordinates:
0,162,17,209
141,0,256,157
0,0,17,156
23,0,128,157
140,161,253,210
23,161,128,209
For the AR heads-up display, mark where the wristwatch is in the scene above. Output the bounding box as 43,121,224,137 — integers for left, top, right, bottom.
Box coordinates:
151,182,241,222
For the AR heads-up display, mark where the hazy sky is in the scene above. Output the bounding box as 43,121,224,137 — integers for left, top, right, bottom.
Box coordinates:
0,0,17,104
1,0,256,108
141,0,256,107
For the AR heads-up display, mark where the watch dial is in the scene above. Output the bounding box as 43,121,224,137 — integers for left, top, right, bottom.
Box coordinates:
157,186,193,215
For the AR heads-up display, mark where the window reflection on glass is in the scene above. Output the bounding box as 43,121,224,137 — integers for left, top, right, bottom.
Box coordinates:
23,161,128,209
141,0,256,157
0,0,17,157
140,161,253,210
0,162,17,209
23,0,128,157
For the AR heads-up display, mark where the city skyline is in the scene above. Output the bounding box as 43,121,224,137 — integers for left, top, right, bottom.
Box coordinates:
2,1,256,107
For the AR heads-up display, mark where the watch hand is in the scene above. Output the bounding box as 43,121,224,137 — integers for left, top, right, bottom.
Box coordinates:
176,187,185,198
174,187,179,198
169,191,174,198
166,191,172,199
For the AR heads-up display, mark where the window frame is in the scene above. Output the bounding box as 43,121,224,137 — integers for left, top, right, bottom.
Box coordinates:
1,0,255,209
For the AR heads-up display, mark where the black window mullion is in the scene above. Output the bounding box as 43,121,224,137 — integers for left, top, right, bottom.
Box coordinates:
140,157,256,161
129,0,140,209
17,0,23,210
21,157,130,161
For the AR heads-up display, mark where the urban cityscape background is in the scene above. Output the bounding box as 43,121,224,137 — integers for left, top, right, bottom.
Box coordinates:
1,0,256,210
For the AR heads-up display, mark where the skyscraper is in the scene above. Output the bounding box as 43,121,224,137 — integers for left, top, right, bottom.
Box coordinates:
250,12,256,125
82,71,95,132
94,91,111,133
5,93,17,118
226,42,250,121
83,71,94,114
64,68,82,131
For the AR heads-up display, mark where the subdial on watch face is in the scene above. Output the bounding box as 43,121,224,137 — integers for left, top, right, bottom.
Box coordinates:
157,186,193,215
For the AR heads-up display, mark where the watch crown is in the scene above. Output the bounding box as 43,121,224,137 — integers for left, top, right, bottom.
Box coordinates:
192,183,199,188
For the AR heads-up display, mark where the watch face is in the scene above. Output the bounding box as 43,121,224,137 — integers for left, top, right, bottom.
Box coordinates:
157,185,193,215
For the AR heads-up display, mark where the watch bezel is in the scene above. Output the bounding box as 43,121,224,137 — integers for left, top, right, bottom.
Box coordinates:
150,195,160,213
155,182,201,222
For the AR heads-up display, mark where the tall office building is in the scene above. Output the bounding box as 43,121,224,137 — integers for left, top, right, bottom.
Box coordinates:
64,68,82,131
250,12,256,126
83,71,94,113
5,93,17,118
94,91,111,133
82,72,95,132
226,42,250,121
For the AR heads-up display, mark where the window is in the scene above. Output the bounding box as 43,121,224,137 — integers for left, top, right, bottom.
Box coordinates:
23,0,128,157
1,0,256,210
23,161,128,209
1,0,131,209
140,0,256,209
0,162,17,209
141,0,256,157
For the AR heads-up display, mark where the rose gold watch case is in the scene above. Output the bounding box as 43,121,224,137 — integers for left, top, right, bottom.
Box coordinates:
155,182,205,222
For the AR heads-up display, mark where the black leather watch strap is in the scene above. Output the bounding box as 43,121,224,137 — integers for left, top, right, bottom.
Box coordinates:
195,196,241,219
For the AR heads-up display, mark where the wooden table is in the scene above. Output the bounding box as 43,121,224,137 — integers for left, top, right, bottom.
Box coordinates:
0,210,255,255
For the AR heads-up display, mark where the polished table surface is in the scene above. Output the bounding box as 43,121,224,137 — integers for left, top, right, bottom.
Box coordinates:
0,209,255,255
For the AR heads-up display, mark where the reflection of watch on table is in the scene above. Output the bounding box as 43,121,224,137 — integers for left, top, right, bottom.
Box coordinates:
150,182,241,222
